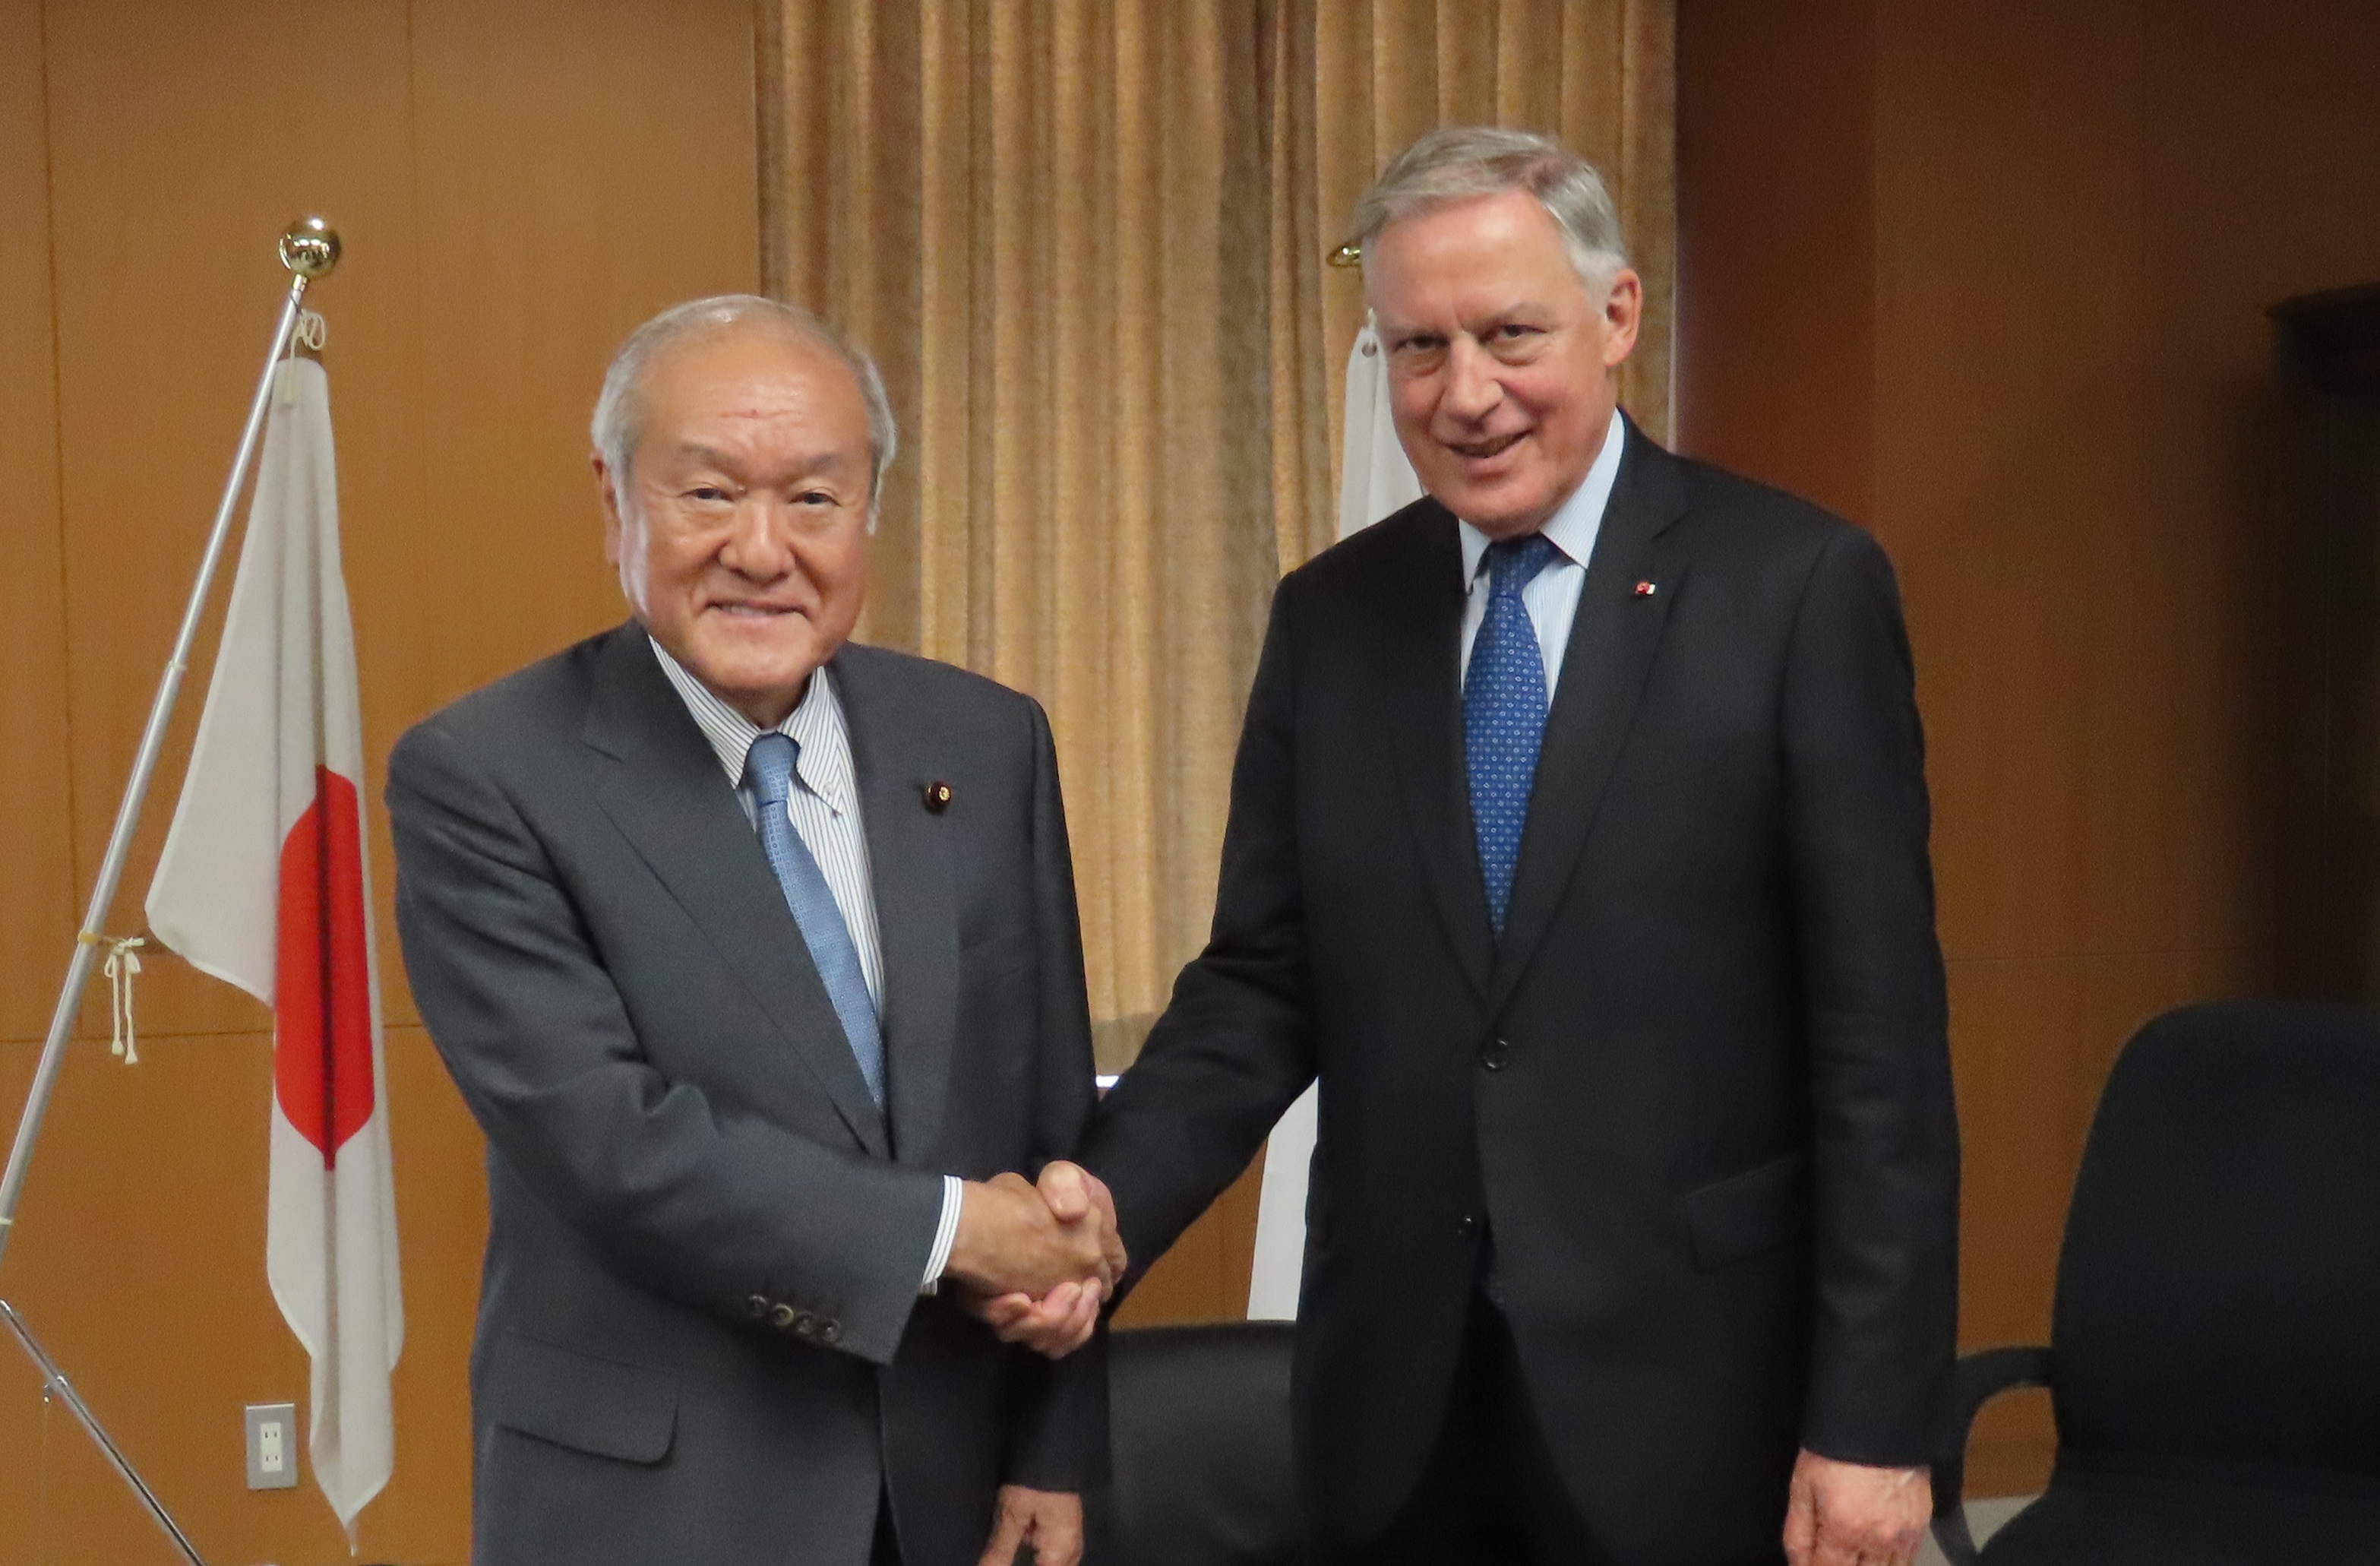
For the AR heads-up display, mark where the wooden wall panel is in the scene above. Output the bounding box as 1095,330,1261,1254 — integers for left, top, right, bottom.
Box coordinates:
1114,1154,1267,1327
1674,0,1875,526
0,0,79,1049
0,3,757,1561
0,1031,292,1561
1876,0,2247,967
1680,0,2380,1496
401,0,760,717
42,0,422,1043
0,1027,479,1561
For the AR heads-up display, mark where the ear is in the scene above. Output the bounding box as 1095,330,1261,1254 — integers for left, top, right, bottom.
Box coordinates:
595,451,626,566
1599,268,1644,369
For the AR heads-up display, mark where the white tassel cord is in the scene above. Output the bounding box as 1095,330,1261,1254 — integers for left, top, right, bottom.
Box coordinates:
79,933,147,1065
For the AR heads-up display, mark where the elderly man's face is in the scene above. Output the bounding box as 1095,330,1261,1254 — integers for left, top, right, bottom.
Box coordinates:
598,327,874,728
1368,188,1641,539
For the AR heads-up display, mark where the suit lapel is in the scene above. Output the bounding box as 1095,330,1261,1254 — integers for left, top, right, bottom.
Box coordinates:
832,646,959,1169
1381,507,1497,999
1487,422,1691,1014
582,628,890,1157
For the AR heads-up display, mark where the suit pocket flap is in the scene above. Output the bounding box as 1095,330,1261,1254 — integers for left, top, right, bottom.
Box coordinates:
958,928,1035,973
485,1331,678,1464
1679,1150,1809,1270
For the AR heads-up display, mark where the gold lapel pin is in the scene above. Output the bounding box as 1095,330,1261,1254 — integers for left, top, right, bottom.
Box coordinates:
922,780,953,814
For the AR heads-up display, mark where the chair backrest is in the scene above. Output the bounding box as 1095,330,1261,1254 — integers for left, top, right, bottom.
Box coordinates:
2050,1001,2380,1484
1086,1321,1303,1566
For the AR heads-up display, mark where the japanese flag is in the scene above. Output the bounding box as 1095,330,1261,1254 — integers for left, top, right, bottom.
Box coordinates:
147,354,402,1534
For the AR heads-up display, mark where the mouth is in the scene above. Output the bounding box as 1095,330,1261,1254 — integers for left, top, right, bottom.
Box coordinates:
707,601,806,622
1448,431,1526,462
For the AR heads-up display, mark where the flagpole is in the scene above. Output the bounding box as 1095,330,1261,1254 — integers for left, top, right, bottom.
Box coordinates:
0,217,342,1566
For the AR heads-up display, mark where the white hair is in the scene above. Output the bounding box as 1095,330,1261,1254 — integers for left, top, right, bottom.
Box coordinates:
1349,125,1629,291
589,294,898,522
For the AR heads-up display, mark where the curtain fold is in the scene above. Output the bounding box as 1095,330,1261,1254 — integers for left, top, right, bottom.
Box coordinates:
757,0,1673,1068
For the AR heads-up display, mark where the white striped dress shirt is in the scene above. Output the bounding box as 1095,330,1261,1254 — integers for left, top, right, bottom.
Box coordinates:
1456,410,1626,694
650,638,962,1291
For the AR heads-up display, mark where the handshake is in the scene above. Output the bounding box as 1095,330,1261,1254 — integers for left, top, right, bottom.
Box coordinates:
942,1161,1124,1359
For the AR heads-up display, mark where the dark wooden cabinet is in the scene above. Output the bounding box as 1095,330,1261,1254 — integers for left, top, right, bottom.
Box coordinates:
2271,284,2380,1000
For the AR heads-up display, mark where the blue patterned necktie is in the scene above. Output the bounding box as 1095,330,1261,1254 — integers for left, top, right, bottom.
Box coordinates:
1465,533,1559,938
744,732,886,1107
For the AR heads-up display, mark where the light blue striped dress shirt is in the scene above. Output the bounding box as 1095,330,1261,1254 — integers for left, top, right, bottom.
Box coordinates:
651,639,962,1291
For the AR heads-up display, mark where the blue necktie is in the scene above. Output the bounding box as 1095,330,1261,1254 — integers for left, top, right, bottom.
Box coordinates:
1465,533,1559,938
744,732,886,1107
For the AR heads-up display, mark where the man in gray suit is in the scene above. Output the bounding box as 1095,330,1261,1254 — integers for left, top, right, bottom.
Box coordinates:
387,296,1117,1566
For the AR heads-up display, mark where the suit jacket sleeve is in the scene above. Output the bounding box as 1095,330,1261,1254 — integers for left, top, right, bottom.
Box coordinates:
1000,698,1113,1492
387,715,947,1368
1780,526,1960,1465
1081,581,1320,1284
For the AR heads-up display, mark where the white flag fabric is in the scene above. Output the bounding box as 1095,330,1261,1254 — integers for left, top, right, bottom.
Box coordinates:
1334,322,1424,542
1246,1081,1319,1320
1247,321,1426,1321
147,356,402,1534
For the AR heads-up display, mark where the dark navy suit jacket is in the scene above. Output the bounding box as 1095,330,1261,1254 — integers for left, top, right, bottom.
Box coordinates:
1083,423,1959,1565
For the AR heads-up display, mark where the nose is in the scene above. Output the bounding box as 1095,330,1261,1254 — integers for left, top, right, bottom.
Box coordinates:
716,495,795,580
1440,336,1503,424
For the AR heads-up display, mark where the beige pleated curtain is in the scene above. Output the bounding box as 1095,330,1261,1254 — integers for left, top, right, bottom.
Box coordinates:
757,0,1674,1068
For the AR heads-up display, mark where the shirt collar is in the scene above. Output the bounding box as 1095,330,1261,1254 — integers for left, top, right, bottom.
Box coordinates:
1456,410,1628,585
647,637,856,815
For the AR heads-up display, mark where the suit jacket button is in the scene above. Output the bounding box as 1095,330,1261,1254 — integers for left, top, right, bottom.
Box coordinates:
770,1302,798,1331
1479,1037,1511,1071
793,1311,818,1337
748,1294,771,1319
818,1319,842,1346
1455,1214,1479,1240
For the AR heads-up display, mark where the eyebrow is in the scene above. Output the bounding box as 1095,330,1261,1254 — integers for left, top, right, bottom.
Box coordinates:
668,442,860,475
1377,302,1555,336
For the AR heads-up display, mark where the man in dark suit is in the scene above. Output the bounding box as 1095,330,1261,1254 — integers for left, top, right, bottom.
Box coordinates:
1043,127,1958,1566
387,296,1117,1566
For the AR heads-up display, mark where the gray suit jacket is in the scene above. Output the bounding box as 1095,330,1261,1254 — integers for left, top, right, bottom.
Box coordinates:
387,625,1105,1566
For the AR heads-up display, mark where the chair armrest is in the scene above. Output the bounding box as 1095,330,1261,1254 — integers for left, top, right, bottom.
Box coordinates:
1929,1345,2052,1566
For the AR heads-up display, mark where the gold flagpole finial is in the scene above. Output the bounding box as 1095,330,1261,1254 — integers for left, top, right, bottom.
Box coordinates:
279,217,341,281
1328,241,1364,269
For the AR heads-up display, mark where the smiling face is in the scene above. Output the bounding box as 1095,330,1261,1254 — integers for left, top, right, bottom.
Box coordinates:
1367,188,1642,539
597,324,874,728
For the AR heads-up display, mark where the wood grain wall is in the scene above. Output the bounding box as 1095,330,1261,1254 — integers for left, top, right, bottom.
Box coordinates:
0,2,756,1561
1680,0,2380,1497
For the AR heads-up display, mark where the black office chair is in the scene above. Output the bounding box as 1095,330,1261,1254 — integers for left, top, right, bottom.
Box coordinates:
1085,1321,1304,1566
1933,1001,2380,1564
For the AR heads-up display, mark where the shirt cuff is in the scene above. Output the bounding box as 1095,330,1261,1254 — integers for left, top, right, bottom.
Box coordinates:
920,1175,963,1294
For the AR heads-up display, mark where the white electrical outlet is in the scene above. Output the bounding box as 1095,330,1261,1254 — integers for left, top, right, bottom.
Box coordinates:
245,1403,299,1490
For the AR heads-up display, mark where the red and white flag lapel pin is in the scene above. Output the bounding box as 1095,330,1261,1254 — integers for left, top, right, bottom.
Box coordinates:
1633,580,1658,597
